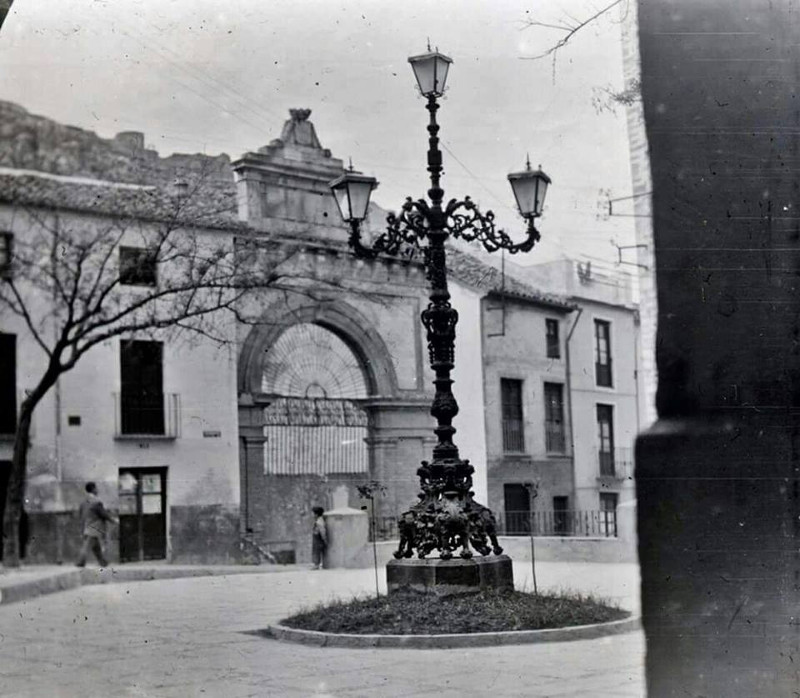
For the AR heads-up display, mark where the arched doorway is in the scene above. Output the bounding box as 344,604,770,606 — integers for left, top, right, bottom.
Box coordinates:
237,300,430,563
261,323,369,477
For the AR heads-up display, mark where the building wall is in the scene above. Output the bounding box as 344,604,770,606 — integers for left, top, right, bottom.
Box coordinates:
568,298,639,512
620,0,657,429
449,281,488,505
480,297,574,516
0,204,241,563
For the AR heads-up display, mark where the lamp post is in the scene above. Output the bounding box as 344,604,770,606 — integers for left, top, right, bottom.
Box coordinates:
330,48,552,564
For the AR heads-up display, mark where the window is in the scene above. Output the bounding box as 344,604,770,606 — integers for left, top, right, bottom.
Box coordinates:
503,483,530,536
500,378,524,452
597,404,615,476
600,492,618,537
545,319,560,359
594,319,613,387
0,233,12,278
0,334,16,435
120,340,165,435
553,496,570,535
119,246,157,286
544,382,566,453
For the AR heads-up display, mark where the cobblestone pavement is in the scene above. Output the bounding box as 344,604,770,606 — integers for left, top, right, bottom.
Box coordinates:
0,562,644,697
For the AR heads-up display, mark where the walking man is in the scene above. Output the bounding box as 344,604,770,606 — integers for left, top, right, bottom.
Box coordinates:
76,481,116,568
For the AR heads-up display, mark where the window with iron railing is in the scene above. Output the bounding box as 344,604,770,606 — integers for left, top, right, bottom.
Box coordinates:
597,403,615,475
600,492,619,537
120,340,168,436
545,318,560,359
0,333,16,435
544,382,566,453
500,378,525,452
594,319,613,387
0,233,12,278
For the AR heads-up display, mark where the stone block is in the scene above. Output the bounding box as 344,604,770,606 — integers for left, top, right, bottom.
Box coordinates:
324,507,369,569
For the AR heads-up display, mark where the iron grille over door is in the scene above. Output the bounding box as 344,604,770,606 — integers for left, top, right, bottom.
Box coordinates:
261,323,370,476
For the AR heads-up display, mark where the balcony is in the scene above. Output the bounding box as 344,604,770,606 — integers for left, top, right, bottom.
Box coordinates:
501,419,525,453
545,423,566,454
499,509,618,538
113,393,180,439
596,447,633,481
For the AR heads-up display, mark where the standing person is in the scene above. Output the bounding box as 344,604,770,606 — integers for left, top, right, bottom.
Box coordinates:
311,506,327,570
76,482,116,568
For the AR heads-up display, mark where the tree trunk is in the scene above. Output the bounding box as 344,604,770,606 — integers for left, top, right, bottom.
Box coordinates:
3,364,59,568
2,403,33,567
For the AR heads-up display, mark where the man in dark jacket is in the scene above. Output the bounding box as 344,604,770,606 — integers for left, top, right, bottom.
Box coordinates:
76,482,116,567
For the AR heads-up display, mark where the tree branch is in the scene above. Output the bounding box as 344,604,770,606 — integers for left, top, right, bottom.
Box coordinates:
519,0,625,60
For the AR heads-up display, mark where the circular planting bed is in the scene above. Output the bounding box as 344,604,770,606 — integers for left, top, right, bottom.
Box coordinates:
268,590,637,649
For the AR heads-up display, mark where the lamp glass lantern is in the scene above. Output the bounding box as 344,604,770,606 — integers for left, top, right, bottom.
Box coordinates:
408,49,453,98
507,161,552,219
329,170,378,223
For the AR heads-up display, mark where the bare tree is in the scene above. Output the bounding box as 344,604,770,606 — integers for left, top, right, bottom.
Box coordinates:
0,171,337,566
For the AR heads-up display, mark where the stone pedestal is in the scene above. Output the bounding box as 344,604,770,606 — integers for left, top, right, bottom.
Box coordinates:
323,507,368,569
386,555,513,596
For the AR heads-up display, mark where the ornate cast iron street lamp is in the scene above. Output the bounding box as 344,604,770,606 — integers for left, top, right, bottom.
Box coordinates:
330,48,551,563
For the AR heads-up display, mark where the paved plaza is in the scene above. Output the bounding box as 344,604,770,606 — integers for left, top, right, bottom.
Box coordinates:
0,561,644,697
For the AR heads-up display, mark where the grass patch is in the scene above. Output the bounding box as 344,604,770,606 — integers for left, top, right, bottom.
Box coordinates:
282,590,628,635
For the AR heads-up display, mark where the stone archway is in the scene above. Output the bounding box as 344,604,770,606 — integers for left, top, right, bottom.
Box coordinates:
237,299,410,563
238,299,399,399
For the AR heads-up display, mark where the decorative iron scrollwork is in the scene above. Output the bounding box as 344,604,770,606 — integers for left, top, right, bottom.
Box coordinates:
347,197,430,261
445,196,541,254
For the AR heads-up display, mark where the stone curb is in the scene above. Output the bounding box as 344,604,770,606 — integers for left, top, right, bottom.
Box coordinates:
263,615,642,649
0,565,293,607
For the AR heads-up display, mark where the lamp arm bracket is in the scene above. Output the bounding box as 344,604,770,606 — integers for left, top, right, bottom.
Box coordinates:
446,196,540,254
348,198,429,261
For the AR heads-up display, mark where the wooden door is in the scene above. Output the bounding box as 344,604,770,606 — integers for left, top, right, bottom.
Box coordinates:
118,468,167,562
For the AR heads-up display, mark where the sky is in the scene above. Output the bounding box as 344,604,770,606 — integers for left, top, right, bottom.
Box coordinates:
0,0,638,273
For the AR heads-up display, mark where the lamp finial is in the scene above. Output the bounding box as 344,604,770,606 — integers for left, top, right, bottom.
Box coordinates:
525,153,532,171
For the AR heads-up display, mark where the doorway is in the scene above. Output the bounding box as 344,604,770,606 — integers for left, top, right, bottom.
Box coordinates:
118,467,167,562
503,483,531,535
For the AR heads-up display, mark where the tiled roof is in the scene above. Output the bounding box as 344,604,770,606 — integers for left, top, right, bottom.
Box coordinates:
0,171,244,231
447,246,576,311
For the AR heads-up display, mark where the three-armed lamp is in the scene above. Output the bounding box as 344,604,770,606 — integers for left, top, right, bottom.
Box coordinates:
328,47,554,563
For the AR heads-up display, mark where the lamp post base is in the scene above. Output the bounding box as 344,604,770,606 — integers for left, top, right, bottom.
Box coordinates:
386,555,514,597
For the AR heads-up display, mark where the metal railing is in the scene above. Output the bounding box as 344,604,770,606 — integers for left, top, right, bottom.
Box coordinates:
369,509,618,540
545,423,566,453
113,392,180,438
597,446,633,479
595,360,613,387
502,419,525,452
499,509,618,538
369,515,399,542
